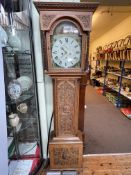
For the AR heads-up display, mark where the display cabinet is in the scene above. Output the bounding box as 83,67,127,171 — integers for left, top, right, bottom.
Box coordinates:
0,0,42,174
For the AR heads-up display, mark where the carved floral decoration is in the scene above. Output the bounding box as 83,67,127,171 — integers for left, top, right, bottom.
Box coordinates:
56,80,76,136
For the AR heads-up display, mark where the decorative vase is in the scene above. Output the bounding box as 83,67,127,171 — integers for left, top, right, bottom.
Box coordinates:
7,26,21,51
8,113,20,127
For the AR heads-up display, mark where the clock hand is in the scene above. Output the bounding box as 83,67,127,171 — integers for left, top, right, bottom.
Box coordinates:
63,45,69,52
61,47,67,54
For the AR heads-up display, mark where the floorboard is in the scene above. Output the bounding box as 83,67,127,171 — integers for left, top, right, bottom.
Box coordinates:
83,154,131,175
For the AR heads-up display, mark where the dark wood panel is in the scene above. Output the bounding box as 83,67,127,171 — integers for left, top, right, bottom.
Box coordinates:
78,73,89,132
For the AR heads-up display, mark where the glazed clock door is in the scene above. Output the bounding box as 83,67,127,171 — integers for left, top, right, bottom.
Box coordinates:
46,20,87,73
51,21,81,69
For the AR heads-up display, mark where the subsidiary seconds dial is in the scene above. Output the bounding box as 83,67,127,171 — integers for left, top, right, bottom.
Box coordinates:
52,36,81,68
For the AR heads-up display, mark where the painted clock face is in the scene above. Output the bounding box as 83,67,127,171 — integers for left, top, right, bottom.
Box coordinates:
52,36,81,68
8,80,22,100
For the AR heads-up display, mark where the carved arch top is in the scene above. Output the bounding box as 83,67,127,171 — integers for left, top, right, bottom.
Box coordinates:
40,11,93,32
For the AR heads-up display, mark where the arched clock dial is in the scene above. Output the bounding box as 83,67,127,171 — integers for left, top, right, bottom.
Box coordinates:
52,36,81,68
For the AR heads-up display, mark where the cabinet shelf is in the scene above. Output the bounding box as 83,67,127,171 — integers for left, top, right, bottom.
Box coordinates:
96,78,104,84
120,91,131,100
8,123,22,136
107,72,131,80
18,121,36,133
9,142,39,158
105,84,119,92
107,72,121,77
7,94,34,105
122,75,131,80
3,51,31,56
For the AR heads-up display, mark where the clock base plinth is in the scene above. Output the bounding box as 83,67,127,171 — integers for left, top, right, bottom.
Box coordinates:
49,137,83,170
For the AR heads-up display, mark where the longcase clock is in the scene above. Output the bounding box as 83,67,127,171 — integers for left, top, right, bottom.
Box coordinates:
35,2,98,170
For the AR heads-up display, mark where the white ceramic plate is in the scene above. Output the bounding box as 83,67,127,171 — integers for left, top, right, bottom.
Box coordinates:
17,76,33,92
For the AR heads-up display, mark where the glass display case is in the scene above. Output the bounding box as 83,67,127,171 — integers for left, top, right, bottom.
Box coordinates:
0,0,42,174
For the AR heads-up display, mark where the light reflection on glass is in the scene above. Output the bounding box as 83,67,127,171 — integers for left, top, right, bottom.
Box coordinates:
54,21,79,35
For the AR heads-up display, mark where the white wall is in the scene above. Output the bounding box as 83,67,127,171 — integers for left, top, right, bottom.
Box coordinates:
31,3,52,158
90,14,131,55
44,75,53,129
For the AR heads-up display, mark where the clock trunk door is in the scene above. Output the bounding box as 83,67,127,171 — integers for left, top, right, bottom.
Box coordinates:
54,77,80,137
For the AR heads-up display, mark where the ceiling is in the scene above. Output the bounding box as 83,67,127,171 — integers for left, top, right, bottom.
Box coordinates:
81,1,131,42
91,6,131,42
81,0,131,6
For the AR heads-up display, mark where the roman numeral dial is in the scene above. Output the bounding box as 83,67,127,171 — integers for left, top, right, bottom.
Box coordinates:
52,36,81,68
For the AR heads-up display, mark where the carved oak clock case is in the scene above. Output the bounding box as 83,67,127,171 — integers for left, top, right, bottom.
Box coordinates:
35,2,98,170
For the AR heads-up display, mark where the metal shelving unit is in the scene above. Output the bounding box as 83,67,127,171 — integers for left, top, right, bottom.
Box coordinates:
93,59,131,107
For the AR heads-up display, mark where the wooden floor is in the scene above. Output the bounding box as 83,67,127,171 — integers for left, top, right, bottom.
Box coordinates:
82,153,131,175
38,153,131,175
